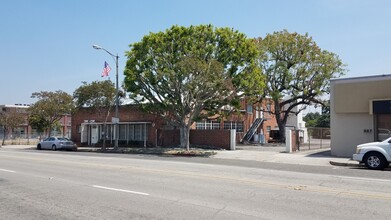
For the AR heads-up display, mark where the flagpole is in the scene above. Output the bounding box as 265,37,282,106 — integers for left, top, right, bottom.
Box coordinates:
115,53,119,149
93,45,120,149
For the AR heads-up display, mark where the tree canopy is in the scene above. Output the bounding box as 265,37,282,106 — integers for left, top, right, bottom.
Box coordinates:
73,80,120,150
0,109,25,145
256,30,345,140
28,114,50,138
303,112,330,128
124,25,264,150
73,80,117,109
28,90,74,137
303,103,330,128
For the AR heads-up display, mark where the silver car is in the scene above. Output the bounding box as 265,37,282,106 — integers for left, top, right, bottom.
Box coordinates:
37,137,77,151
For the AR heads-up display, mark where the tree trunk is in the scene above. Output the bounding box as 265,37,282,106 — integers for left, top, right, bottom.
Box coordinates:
277,118,286,142
48,123,52,138
101,109,111,152
179,124,190,151
274,101,286,143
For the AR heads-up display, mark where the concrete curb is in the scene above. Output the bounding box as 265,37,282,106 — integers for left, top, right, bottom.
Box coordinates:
329,160,361,167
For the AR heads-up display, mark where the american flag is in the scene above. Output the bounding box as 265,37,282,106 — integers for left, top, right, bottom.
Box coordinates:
101,61,111,77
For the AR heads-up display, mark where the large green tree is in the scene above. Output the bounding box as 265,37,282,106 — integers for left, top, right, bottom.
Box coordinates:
303,112,321,127
302,102,332,128
256,30,345,141
28,90,74,137
28,114,50,140
124,25,264,150
73,80,118,150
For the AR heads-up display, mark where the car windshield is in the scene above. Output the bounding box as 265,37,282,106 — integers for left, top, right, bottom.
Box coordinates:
58,138,70,141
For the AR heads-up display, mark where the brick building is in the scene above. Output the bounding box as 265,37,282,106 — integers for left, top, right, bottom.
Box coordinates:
194,99,278,144
0,104,72,139
0,104,30,139
71,105,165,147
71,99,279,149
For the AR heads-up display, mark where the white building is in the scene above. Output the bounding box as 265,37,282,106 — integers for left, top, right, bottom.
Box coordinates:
330,74,391,157
286,105,308,143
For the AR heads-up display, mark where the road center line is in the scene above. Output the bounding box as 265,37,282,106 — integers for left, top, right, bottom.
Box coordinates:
92,185,149,196
339,176,391,183
0,168,16,173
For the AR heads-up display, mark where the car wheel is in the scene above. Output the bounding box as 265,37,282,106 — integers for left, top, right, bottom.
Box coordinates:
37,144,42,150
52,145,57,151
364,152,386,170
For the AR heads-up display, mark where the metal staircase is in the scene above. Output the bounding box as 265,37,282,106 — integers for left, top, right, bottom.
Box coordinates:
241,118,264,143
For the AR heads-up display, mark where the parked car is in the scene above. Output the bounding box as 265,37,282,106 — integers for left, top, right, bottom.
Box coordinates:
352,137,391,170
37,137,77,151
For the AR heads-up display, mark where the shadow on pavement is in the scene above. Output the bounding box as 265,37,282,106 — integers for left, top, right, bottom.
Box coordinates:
304,149,332,158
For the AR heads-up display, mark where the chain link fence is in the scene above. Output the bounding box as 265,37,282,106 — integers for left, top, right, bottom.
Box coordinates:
298,127,330,151
0,131,70,145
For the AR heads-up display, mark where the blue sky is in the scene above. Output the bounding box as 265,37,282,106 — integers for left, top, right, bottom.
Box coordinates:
1,0,391,104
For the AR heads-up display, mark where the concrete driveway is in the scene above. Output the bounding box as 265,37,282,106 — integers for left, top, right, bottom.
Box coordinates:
213,144,357,167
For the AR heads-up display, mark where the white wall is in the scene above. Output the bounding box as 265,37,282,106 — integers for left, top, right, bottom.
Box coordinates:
331,112,374,157
286,105,308,143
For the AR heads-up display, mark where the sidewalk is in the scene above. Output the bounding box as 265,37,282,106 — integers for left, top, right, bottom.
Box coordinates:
1,144,359,167
212,145,360,167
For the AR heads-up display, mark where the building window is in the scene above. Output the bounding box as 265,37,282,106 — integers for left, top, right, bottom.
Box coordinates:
266,103,272,112
264,102,272,116
119,124,126,140
125,124,147,141
134,124,142,140
195,121,220,130
266,126,271,134
127,125,135,140
246,104,253,114
223,121,244,132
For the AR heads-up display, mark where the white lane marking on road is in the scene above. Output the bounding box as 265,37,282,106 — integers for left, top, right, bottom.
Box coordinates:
0,168,16,173
92,185,149,196
339,176,391,183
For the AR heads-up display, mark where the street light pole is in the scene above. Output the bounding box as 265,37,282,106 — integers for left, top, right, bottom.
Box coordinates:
92,44,119,149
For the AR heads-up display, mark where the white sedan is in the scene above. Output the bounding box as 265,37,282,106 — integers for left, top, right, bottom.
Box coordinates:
37,137,77,151
353,137,391,170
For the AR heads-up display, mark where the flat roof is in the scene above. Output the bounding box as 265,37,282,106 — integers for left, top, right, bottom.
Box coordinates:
331,74,391,84
0,104,31,108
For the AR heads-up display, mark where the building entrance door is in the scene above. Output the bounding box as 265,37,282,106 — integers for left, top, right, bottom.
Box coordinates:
91,126,99,144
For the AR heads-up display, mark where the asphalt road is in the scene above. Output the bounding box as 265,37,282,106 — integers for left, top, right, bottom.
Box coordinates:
1,148,390,220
